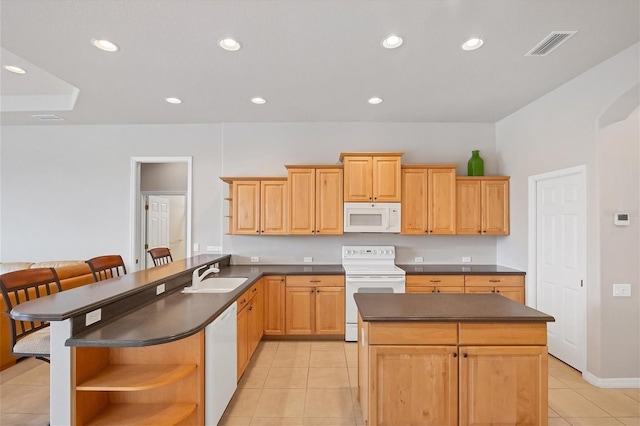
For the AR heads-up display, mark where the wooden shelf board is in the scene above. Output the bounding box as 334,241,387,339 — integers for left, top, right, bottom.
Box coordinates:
86,403,196,426
76,364,196,391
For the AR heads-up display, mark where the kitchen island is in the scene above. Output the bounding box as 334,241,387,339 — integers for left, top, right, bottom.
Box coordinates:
355,293,554,426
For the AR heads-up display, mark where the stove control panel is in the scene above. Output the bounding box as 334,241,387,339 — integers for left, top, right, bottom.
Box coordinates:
342,245,396,260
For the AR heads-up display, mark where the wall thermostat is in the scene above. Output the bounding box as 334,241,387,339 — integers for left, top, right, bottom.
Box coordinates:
614,212,630,226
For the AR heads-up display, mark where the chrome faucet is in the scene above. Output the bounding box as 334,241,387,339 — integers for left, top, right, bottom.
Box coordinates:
191,264,220,288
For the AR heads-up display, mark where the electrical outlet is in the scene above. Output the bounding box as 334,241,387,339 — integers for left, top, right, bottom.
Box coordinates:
613,283,631,297
85,308,102,326
304,257,313,263
414,257,424,263
462,256,472,263
156,283,166,295
193,243,199,252
207,246,222,252
251,256,260,263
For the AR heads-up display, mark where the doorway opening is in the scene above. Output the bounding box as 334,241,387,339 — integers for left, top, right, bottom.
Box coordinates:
130,157,192,272
528,165,587,372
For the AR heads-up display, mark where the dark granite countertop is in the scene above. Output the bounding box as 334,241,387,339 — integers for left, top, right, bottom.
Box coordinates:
11,256,527,348
398,264,525,275
355,293,553,322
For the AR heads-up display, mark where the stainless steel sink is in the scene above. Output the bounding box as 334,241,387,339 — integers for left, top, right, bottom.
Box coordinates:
182,277,248,293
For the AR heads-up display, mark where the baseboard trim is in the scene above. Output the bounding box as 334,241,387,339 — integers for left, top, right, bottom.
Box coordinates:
583,371,640,388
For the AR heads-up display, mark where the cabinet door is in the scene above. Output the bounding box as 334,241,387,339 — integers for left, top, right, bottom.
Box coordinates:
285,287,314,335
237,306,249,380
343,156,373,202
369,346,458,425
248,288,264,356
482,179,510,235
263,276,285,335
261,181,287,235
427,168,456,234
288,168,315,234
233,181,260,235
459,346,547,425
456,179,482,235
494,286,525,304
372,156,401,202
401,168,428,234
315,168,343,235
315,287,345,335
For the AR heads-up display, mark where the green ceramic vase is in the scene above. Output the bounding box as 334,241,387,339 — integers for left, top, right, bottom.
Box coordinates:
467,150,484,176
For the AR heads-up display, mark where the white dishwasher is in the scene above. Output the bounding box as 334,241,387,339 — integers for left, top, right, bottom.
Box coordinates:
205,302,237,425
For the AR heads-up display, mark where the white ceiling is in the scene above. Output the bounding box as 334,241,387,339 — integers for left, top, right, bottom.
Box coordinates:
1,0,638,125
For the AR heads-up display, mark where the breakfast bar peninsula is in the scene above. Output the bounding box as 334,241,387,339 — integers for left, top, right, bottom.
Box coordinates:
355,293,555,426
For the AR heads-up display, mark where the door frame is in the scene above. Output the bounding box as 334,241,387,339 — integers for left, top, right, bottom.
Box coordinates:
527,164,587,367
130,156,192,272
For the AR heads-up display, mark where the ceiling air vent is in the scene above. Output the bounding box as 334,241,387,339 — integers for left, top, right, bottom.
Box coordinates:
31,114,66,121
526,31,577,56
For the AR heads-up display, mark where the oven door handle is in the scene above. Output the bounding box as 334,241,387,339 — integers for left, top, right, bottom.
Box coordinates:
346,276,406,282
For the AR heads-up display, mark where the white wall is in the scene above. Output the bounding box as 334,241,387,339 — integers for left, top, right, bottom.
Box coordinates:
1,121,498,266
597,106,639,379
496,43,640,380
0,124,222,262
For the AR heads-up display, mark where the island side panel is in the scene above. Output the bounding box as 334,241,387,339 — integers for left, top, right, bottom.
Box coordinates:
51,319,73,426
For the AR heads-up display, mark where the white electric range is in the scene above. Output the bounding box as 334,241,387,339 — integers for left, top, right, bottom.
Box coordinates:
342,245,406,341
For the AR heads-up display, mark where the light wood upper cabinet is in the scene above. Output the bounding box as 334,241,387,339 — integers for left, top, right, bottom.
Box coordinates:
225,178,287,235
341,152,403,202
401,166,456,235
287,166,343,235
233,180,261,234
457,176,510,235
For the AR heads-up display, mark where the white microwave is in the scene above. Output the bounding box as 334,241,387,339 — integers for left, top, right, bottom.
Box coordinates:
343,202,401,233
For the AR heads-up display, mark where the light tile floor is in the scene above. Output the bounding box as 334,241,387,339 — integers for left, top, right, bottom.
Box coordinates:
1,341,638,425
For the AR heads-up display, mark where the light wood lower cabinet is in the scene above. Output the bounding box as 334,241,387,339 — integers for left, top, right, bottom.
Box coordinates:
73,332,204,426
464,275,525,304
285,275,345,335
263,276,285,335
358,318,548,426
237,279,264,380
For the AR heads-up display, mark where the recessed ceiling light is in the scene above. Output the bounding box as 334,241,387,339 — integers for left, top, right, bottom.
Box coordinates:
251,97,266,104
4,65,27,74
165,97,182,104
382,35,403,49
368,97,383,105
461,38,484,51
218,38,241,51
91,39,119,52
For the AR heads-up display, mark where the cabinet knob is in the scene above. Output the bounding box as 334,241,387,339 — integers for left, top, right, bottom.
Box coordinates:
316,230,319,233
482,230,487,233
453,353,458,358
463,353,468,358
316,289,320,293
496,289,501,293
436,289,440,293
478,230,482,234
256,230,259,233
248,306,253,311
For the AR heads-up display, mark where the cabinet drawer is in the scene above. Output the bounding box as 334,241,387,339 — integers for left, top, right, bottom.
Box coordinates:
459,322,547,345
237,281,260,311
464,275,523,287
286,275,344,287
406,275,464,287
368,322,457,345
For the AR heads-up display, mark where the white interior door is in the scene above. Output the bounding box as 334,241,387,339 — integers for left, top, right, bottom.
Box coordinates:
146,195,170,268
536,170,586,371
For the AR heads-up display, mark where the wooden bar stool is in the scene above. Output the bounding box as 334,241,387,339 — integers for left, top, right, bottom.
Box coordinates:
86,255,127,282
0,268,62,363
148,247,173,266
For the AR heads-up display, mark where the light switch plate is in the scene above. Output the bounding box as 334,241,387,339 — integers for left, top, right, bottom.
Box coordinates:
613,283,631,297
304,257,313,263
414,257,424,263
462,257,472,263
156,283,165,295
193,243,199,252
207,246,222,252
